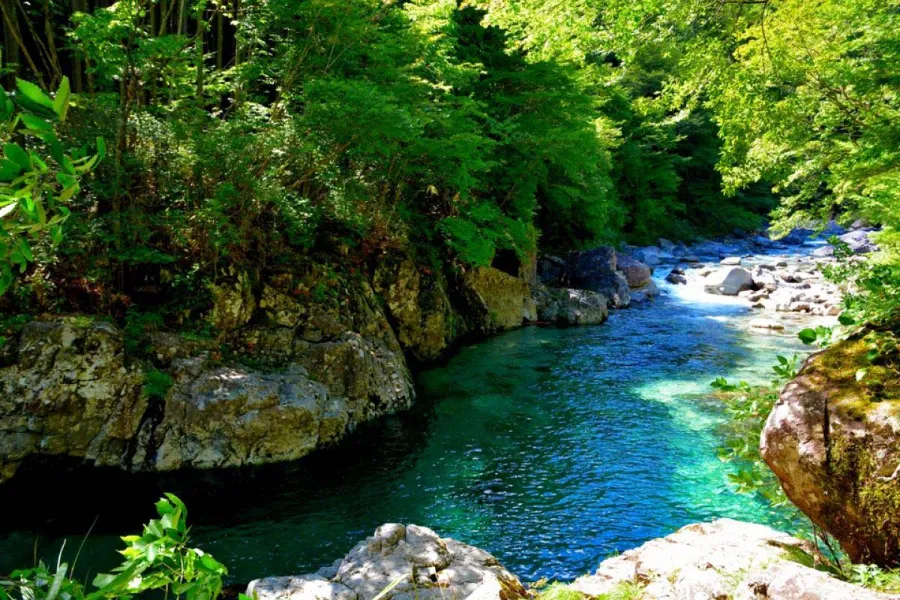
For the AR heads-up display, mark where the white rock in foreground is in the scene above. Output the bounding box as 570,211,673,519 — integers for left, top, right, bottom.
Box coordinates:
247,524,526,600
571,519,899,600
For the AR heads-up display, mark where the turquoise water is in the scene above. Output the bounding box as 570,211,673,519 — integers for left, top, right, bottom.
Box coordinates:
0,275,814,584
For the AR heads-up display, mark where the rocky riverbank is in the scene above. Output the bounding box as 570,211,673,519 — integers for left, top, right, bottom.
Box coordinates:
245,520,899,600
0,241,641,483
0,222,881,483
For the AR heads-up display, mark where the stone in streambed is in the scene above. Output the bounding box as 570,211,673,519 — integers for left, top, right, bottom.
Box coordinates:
720,256,743,265
533,284,608,326
704,267,756,296
749,318,785,331
568,247,631,308
615,252,652,289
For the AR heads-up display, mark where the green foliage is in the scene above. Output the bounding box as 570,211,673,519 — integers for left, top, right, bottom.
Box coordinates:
0,495,227,600
143,367,174,400
0,75,103,295
712,355,799,505
846,564,900,593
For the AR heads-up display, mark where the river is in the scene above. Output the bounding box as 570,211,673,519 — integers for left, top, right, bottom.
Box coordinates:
0,251,830,584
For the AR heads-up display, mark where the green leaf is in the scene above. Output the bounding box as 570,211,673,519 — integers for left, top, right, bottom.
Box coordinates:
798,328,818,345
837,312,856,326
20,114,54,134
96,137,107,163
4,143,30,170
18,238,33,262
0,159,22,181
53,77,70,122
16,79,54,109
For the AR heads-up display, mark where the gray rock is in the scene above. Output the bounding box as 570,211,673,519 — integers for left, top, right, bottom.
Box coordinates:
247,524,526,600
615,253,652,289
704,267,756,296
568,247,632,308
572,519,897,600
720,256,743,266
533,285,608,326
838,230,878,254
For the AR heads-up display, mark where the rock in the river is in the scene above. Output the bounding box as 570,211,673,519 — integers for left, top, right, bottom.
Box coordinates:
247,524,527,600
749,318,785,331
704,267,756,296
568,247,631,308
615,253,652,289
721,256,743,265
762,335,900,565
533,285,608,326
665,268,687,285
838,230,879,254
571,519,897,600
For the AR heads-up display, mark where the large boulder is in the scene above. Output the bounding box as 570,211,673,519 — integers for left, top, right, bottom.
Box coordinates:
615,253,652,289
571,519,897,600
762,336,900,565
567,247,631,308
704,267,756,296
247,524,527,600
838,230,878,254
460,267,531,333
533,284,608,326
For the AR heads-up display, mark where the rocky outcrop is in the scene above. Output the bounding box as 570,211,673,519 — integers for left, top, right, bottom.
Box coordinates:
0,270,417,483
373,256,456,363
533,284,608,326
571,519,898,600
0,318,146,482
762,336,900,566
247,524,527,600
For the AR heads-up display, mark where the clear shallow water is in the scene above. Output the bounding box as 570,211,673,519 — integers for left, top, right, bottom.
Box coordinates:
0,267,819,584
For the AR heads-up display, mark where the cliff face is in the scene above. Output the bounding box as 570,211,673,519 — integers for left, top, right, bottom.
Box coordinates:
762,334,900,566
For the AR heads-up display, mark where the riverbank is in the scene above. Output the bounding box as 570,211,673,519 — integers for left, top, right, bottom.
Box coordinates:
1,226,869,582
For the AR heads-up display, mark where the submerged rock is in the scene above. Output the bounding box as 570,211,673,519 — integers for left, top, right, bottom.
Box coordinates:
762,336,900,566
571,519,897,600
247,524,526,600
704,267,756,296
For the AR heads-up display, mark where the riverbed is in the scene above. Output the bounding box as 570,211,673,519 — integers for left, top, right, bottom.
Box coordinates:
0,252,829,584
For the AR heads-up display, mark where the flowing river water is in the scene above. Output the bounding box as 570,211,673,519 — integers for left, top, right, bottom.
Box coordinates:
0,250,832,584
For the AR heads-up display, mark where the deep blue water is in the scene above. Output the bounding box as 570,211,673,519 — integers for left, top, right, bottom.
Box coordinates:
0,272,816,584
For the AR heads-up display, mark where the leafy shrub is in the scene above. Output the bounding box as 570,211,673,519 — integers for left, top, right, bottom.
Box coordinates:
0,495,228,600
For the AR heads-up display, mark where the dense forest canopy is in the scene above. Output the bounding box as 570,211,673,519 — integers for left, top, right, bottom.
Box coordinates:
0,0,897,325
